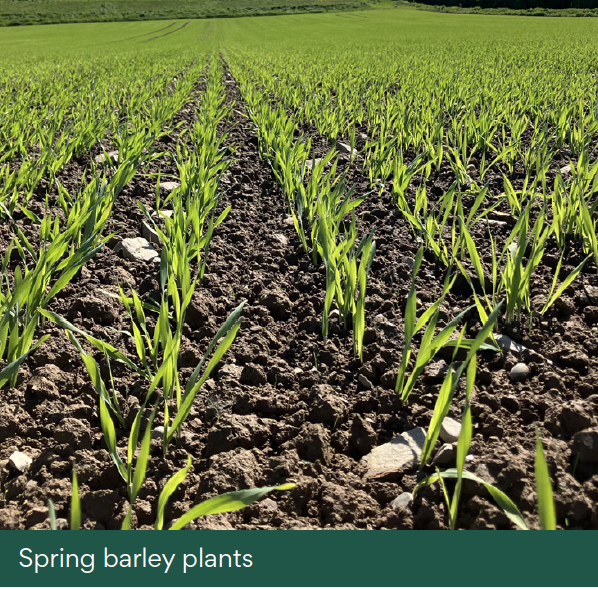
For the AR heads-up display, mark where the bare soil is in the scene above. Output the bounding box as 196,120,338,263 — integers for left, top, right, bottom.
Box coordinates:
1,70,597,531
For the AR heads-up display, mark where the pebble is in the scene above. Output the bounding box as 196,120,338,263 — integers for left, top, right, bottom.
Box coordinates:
304,158,323,170
94,150,118,164
362,427,426,479
159,181,180,193
391,492,413,509
151,426,164,440
560,164,572,178
358,374,374,390
510,362,530,382
495,333,525,355
141,221,160,245
120,237,160,264
401,256,415,269
432,443,455,466
337,142,358,159
440,417,461,444
9,451,32,473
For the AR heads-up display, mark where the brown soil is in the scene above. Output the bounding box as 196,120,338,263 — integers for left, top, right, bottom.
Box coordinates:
1,67,597,531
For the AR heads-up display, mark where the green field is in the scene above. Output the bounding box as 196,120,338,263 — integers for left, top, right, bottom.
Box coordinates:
1,9,598,530
0,0,389,27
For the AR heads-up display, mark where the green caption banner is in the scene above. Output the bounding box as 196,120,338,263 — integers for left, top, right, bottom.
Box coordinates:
0,531,596,587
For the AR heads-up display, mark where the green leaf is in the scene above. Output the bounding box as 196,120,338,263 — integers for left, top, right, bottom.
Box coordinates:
155,456,192,531
131,405,156,503
535,429,557,530
70,465,81,531
415,469,528,530
48,499,57,531
0,334,50,389
169,484,295,530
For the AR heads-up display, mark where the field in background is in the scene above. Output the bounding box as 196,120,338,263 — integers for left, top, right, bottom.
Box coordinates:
0,0,390,27
1,9,598,530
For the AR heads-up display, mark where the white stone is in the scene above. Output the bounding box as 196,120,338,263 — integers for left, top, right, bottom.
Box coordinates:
159,181,180,193
120,237,160,264
151,426,164,440
362,427,426,479
94,150,118,165
510,362,530,382
358,374,373,390
440,417,461,444
9,451,32,473
494,334,526,355
141,221,160,245
391,492,413,509
337,142,358,159
560,164,572,177
304,158,323,171
432,443,456,466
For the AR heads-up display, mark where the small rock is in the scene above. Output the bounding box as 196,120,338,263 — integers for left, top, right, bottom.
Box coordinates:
358,374,373,390
560,164,572,178
9,451,32,473
337,142,358,159
329,309,340,320
440,417,461,444
94,150,118,164
304,158,323,170
151,426,164,440
141,221,160,245
510,363,530,382
362,427,426,479
495,334,525,355
159,181,180,193
120,237,160,264
572,428,598,464
391,492,413,509
283,216,294,227
432,443,455,466
401,256,415,269
260,498,278,512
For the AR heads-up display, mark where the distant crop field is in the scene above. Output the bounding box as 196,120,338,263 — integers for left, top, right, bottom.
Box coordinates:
0,0,381,26
1,9,598,531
